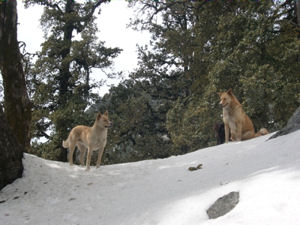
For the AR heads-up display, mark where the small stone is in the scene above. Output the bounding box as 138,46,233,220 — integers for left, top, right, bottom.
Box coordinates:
188,164,203,171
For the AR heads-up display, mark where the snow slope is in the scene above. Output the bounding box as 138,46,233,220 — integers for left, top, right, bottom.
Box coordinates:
1,130,300,225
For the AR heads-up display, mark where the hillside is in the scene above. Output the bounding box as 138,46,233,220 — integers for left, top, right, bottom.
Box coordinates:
1,130,300,225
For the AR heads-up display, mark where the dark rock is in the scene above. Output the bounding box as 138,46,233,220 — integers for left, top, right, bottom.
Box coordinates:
269,106,300,139
207,191,240,219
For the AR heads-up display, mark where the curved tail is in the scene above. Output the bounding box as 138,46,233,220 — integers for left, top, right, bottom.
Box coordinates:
62,138,69,148
255,128,269,137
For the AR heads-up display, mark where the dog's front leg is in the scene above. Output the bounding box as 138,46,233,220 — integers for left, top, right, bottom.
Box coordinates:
224,123,230,143
86,147,92,171
77,143,87,166
96,147,105,168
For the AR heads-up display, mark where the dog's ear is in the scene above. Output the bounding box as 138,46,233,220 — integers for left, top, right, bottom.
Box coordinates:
218,92,223,97
97,112,102,120
226,88,233,95
104,110,108,116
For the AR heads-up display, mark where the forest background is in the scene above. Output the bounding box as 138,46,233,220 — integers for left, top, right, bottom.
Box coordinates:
1,0,299,166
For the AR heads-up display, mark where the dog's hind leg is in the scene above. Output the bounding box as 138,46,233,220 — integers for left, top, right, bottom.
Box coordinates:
77,143,87,166
68,143,76,166
242,130,255,140
236,124,242,141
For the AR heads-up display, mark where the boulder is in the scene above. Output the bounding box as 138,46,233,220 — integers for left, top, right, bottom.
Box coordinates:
269,106,300,139
207,191,240,219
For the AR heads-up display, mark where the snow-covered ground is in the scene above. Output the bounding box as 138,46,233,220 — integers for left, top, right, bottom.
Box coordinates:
1,130,300,225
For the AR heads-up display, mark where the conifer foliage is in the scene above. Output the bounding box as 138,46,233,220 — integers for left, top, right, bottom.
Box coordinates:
25,0,121,161
16,0,300,164
120,0,300,156
67,0,300,164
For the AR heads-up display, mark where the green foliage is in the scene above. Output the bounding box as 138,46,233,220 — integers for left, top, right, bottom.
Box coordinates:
26,0,121,161
129,0,300,156
25,0,299,165
87,80,174,164
207,1,300,130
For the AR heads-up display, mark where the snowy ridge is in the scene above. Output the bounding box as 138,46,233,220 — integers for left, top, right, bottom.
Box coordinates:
1,130,300,225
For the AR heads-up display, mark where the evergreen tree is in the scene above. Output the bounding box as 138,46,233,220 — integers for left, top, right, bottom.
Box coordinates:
131,0,300,153
87,78,174,164
25,0,121,161
207,1,300,129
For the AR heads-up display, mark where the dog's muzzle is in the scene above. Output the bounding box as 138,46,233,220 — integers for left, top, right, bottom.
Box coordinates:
105,122,112,128
221,103,228,108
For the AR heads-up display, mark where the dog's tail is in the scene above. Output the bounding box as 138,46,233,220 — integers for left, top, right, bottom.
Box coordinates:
255,128,269,137
62,138,69,148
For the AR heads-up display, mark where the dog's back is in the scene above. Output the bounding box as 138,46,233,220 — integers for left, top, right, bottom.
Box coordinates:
62,125,89,148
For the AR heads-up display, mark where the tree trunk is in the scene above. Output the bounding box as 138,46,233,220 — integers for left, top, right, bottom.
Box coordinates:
296,0,300,26
55,0,76,162
0,0,32,150
0,106,24,190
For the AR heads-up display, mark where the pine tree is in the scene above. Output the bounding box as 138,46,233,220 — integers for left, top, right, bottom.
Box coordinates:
25,0,121,161
131,0,300,153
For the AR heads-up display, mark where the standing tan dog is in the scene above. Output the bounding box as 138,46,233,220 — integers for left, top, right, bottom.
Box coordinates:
218,89,268,143
62,111,111,170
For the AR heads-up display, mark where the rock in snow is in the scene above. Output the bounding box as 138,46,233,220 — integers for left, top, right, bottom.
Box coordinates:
206,191,240,219
269,106,300,139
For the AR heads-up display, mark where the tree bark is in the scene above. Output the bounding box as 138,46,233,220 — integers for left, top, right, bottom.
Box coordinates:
0,0,32,150
296,0,300,26
0,106,23,190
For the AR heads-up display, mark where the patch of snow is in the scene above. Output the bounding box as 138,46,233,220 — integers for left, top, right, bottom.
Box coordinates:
1,130,300,225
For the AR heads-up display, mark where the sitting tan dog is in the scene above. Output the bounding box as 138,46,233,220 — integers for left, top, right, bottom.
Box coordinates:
218,89,268,143
62,111,111,170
